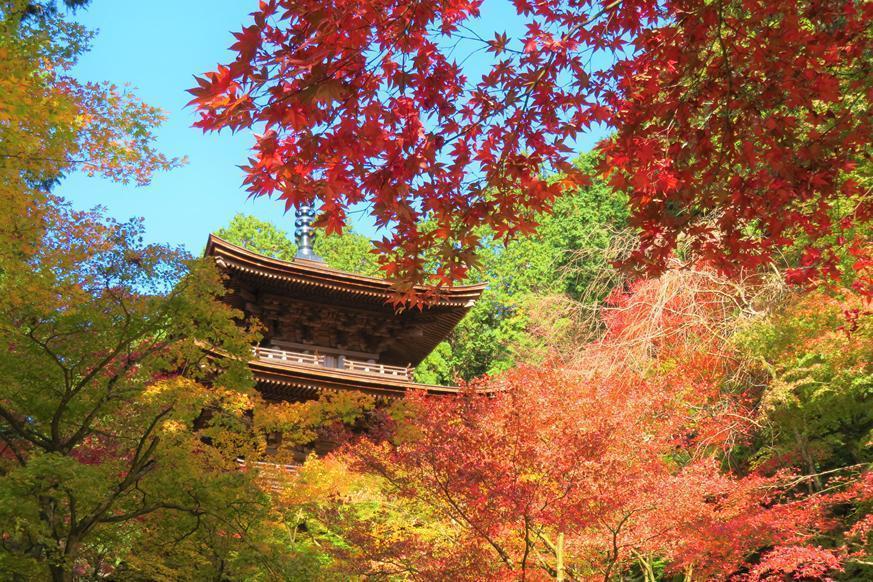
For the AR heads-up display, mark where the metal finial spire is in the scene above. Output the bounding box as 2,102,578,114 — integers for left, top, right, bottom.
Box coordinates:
294,202,323,262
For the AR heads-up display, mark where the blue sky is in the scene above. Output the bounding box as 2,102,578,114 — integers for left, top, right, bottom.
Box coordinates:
57,1,607,255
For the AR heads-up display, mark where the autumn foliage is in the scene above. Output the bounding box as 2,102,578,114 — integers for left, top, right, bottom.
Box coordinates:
192,0,871,288
1,0,870,579
292,270,872,580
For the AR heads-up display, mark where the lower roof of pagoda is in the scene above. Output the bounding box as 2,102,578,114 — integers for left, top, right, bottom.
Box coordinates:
205,235,487,366
249,357,461,401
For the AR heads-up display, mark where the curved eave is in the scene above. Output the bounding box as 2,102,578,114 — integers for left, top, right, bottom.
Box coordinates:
249,358,461,400
205,235,487,308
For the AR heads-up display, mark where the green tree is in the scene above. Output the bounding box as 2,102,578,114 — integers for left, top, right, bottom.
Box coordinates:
215,213,298,261
216,212,380,276
315,229,381,276
0,197,276,580
736,290,872,486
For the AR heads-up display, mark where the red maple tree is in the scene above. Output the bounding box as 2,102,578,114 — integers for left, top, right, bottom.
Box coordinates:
191,0,871,289
304,271,867,579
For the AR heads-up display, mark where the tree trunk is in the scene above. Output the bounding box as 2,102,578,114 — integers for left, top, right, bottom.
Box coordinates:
49,564,69,582
794,427,822,491
48,535,79,582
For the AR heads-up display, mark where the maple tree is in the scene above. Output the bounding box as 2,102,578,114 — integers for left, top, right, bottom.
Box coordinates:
0,196,257,580
0,196,387,580
734,289,872,485
192,0,871,289
0,4,379,578
0,0,180,189
416,152,630,383
1,0,181,278
286,268,871,580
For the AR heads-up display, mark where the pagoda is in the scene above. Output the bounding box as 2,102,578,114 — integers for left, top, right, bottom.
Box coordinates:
205,205,485,402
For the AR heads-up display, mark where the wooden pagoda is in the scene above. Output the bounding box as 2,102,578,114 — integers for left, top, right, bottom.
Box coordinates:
205,209,485,402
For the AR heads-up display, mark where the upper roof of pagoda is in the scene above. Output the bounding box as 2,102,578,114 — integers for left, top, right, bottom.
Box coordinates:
204,235,486,365
205,235,485,306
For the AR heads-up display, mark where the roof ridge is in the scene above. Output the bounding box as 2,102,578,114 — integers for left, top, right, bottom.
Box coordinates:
205,234,489,294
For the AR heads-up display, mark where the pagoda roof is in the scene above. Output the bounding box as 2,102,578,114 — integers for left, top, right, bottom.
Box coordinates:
206,235,485,306
249,357,463,400
205,235,486,366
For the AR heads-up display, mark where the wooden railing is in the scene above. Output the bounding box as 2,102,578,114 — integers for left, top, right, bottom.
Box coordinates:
254,346,324,366
342,358,410,378
253,346,412,380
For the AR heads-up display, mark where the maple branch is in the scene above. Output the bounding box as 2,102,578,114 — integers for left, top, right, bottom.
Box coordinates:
97,501,203,525
426,463,516,569
520,512,533,579
715,0,735,148
60,335,169,453
441,0,623,155
264,2,419,109
0,401,55,450
69,405,174,538
772,463,870,492
25,327,71,382
600,509,637,582
356,446,517,572
534,528,581,581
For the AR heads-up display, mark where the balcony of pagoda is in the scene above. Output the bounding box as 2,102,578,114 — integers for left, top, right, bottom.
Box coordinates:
252,346,413,380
